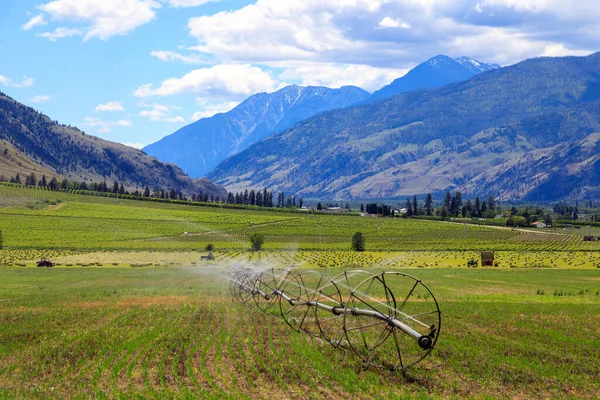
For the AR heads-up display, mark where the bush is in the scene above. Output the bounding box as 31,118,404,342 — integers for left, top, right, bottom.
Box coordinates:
351,232,365,251
249,233,265,251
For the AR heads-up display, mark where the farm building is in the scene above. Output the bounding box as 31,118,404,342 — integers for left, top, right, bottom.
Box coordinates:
531,221,548,228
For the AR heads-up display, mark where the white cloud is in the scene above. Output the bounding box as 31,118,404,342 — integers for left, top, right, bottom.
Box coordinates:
541,44,592,57
133,64,276,99
377,17,410,29
150,50,208,64
276,62,403,92
95,101,125,112
184,0,598,69
166,0,217,7
32,95,51,103
191,100,239,121
82,116,132,133
0,75,34,88
138,103,185,122
22,14,47,31
37,27,82,41
37,0,160,41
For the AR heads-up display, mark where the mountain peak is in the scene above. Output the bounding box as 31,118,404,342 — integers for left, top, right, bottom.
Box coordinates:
143,84,369,178
365,54,500,104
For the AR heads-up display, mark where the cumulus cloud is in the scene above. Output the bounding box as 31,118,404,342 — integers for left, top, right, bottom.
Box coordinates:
22,14,47,31
95,101,125,112
377,17,410,29
133,64,276,99
138,103,185,122
191,100,239,121
36,0,160,40
185,0,598,68
83,117,131,133
166,0,218,7
150,50,208,64
37,27,82,41
32,95,51,103
0,75,35,88
275,62,403,93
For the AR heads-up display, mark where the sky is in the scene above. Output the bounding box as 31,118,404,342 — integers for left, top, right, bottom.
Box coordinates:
0,0,597,149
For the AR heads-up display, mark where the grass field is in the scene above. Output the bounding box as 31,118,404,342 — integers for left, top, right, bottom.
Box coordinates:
1,185,599,398
0,266,598,399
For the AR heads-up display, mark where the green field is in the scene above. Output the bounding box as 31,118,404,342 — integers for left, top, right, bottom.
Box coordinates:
0,267,598,399
1,186,599,398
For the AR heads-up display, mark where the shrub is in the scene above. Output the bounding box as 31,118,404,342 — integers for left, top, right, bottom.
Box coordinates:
351,232,365,252
249,233,265,251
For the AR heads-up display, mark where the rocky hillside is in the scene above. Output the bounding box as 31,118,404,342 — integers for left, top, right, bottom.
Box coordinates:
143,85,370,178
0,92,226,198
208,53,600,201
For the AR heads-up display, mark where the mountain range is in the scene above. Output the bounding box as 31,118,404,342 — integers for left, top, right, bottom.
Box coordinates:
143,85,370,178
365,55,500,104
207,53,600,201
0,92,226,198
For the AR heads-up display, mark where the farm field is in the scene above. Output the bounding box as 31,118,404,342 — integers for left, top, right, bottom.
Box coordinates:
1,185,599,253
0,266,599,399
1,185,599,398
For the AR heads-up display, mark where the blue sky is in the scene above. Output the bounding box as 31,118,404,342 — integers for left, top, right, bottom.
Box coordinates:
0,0,596,149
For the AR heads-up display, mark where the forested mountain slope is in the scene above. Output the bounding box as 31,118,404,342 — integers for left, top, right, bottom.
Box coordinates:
209,53,600,201
0,92,226,197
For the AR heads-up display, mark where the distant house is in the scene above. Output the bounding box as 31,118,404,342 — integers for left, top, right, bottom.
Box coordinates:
298,206,311,212
324,207,349,213
399,208,408,214
531,221,547,228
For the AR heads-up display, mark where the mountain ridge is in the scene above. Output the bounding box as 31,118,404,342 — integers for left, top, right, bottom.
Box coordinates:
365,55,500,104
0,91,226,198
208,52,600,201
142,84,370,178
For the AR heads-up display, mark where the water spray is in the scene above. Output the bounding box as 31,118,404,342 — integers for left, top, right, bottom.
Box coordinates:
226,266,441,372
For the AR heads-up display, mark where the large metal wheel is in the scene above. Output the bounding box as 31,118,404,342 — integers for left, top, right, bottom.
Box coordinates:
343,272,441,372
252,268,287,314
278,271,344,346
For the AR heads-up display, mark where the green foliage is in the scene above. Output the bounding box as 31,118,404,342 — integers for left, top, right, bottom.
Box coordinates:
249,232,265,251
351,231,365,251
506,215,528,227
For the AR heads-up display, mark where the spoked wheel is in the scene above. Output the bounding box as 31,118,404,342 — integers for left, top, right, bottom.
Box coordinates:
343,272,441,372
278,271,344,345
252,268,287,314
328,270,375,348
237,272,259,309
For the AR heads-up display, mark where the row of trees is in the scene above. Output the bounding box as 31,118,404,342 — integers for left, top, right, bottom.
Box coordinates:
1,173,305,210
359,192,498,219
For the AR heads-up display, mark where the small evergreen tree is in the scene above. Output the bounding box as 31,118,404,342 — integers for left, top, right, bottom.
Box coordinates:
351,232,365,252
425,194,433,216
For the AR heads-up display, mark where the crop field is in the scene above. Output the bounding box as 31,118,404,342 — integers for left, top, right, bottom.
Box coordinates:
1,185,599,398
1,185,599,253
0,266,599,399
